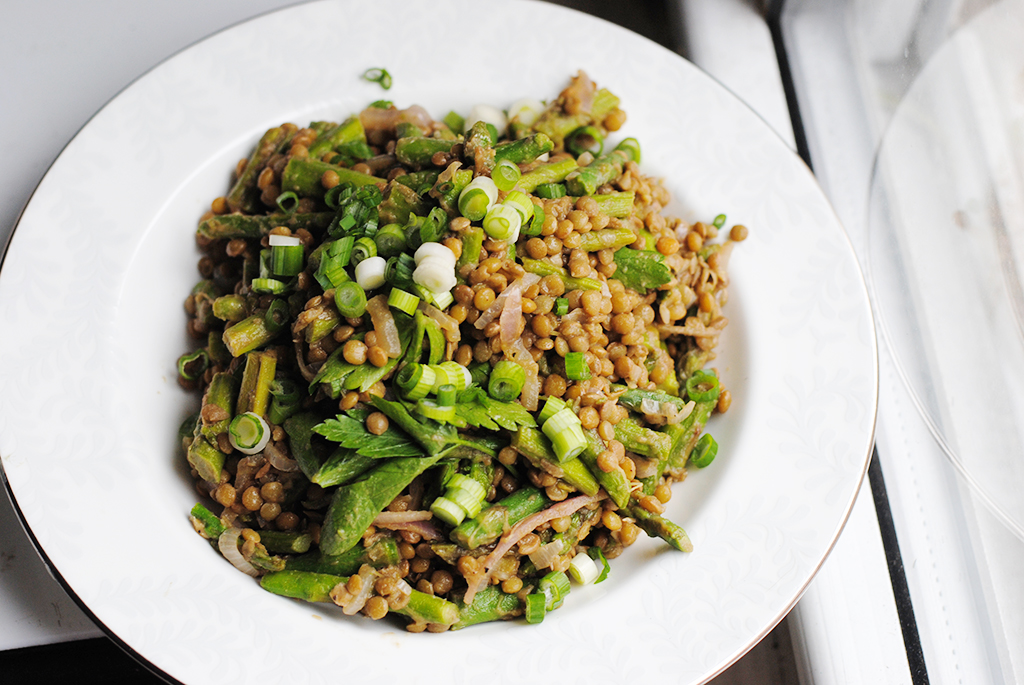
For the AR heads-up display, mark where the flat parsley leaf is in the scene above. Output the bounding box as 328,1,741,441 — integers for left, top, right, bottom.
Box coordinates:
453,387,537,432
313,410,424,458
612,248,672,293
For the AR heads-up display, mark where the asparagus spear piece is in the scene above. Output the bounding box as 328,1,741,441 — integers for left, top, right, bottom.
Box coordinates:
450,486,548,549
510,427,599,497
189,503,226,538
613,415,672,460
589,191,635,218
577,226,636,252
260,570,342,603
285,537,400,575
626,503,693,552
378,182,428,225
236,349,277,416
319,454,443,555
664,399,716,472
577,430,630,509
520,258,602,292
516,157,578,193
222,314,278,357
197,212,334,241
227,125,294,213
493,133,553,165
395,136,457,167
430,166,473,216
450,585,521,629
533,87,620,147
395,591,461,626
307,115,365,159
280,158,381,200
258,531,312,554
313,448,376,488
565,144,635,197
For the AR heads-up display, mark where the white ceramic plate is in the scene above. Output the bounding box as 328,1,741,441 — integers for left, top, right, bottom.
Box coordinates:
0,1,876,683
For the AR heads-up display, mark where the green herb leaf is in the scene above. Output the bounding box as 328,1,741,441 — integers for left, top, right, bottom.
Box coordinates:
612,248,672,293
313,412,424,458
454,387,538,432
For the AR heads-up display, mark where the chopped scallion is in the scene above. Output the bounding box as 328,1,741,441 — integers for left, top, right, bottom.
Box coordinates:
535,182,567,199
616,137,641,162
436,383,457,407
542,407,587,462
554,297,568,317
416,398,456,423
483,203,521,241
690,433,718,468
430,496,465,526
395,363,436,400
271,244,304,277
228,412,271,455
713,213,727,229
523,203,545,237
251,277,286,294
525,593,546,624
458,176,498,221
354,255,387,290
176,349,209,382
443,110,465,134
350,236,378,267
565,125,605,157
429,288,454,310
563,352,592,381
334,281,368,318
488,360,525,402
538,395,567,424
263,299,290,334
502,190,535,222
492,159,521,192
587,546,611,583
685,369,720,403
374,223,407,258
274,190,300,213
567,551,600,584
362,67,393,90
387,288,420,316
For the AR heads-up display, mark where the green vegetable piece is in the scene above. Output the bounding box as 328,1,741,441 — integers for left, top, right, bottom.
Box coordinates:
611,248,672,294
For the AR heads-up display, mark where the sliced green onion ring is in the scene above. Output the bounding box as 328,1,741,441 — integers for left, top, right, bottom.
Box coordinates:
417,398,456,423
263,299,290,334
274,190,300,213
690,433,718,468
542,407,587,462
387,288,420,316
251,277,286,294
563,352,591,381
535,182,567,199
523,203,545,236
568,551,600,584
483,203,521,241
350,236,378,267
587,546,611,583
538,395,567,424
430,496,465,526
271,244,304,277
362,67,393,90
228,412,271,455
334,281,368,318
396,363,436,400
615,137,641,163
554,297,569,317
374,223,407,258
713,213,727,229
525,593,547,624
565,125,605,157
492,159,521,192
502,190,534,222
685,369,720,403
176,349,209,382
488,360,525,402
436,383,457,407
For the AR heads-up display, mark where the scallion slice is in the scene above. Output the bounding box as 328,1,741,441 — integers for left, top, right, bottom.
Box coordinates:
176,349,209,382
268,234,301,247
334,281,368,318
525,593,547,624
228,412,271,455
436,383,457,407
429,288,454,310
416,398,456,423
354,256,387,290
483,203,521,241
437,362,472,391
488,360,525,402
458,176,498,221
271,244,304,277
274,190,300,213
554,297,568,316
535,182,567,199
251,277,286,294
685,369,720,403
443,110,465,134
565,125,605,157
492,159,521,192
268,379,301,425
362,67,393,90
263,298,289,334
447,485,483,519
446,474,487,501
563,352,592,381
539,570,570,610
374,223,408,258
503,190,534,222
713,213,727,229
616,137,642,162
587,546,611,584
396,363,436,400
542,407,587,462
567,551,601,585
523,203,545,237
387,288,420,316
350,236,378,267
430,496,465,526
690,433,718,468
538,395,567,424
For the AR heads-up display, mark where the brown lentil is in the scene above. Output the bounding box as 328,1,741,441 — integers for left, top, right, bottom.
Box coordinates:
717,389,732,413
366,412,389,435
730,224,749,241
343,339,368,365
367,345,389,368
364,596,389,620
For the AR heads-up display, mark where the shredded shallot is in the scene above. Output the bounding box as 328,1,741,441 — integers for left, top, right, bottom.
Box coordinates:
463,492,605,604
420,302,460,343
499,286,522,351
366,294,402,357
529,541,563,570
359,104,432,133
218,528,260,578
373,510,433,525
475,274,541,330
264,442,299,472
341,565,378,616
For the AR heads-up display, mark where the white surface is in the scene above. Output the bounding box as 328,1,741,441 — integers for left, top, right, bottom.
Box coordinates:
783,0,1024,682
681,3,911,684
0,1,876,683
